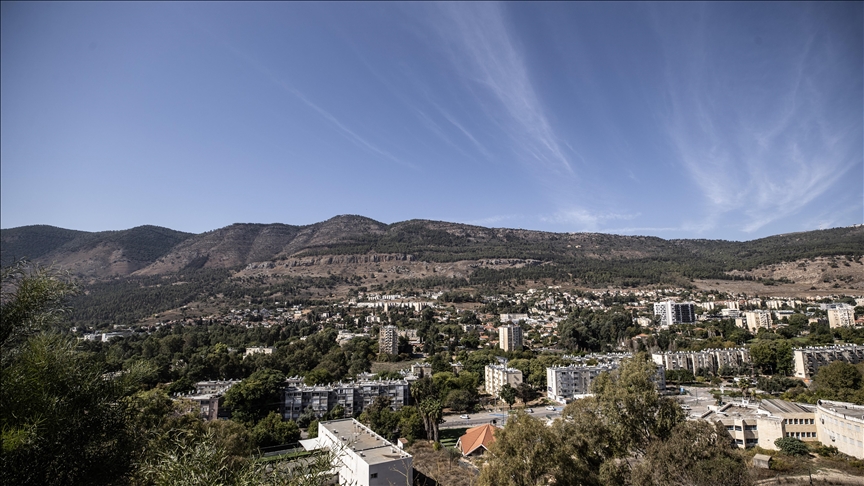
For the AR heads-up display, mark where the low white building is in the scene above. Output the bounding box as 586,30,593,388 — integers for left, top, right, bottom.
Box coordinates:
816,400,864,459
310,419,413,486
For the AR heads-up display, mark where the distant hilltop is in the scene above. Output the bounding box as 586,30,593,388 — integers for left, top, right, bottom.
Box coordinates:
1,215,862,290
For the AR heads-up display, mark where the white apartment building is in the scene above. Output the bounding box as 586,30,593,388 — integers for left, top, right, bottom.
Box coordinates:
793,344,864,379
546,364,616,403
498,324,523,352
826,304,856,329
651,348,751,374
548,358,666,404
653,301,696,328
743,310,772,332
379,325,398,355
816,400,864,459
311,419,413,486
485,364,522,398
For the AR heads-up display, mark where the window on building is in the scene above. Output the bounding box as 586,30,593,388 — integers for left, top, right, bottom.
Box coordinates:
370,473,378,479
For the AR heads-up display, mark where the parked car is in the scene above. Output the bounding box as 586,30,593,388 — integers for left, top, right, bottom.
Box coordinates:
545,406,556,411
460,414,470,419
526,408,534,413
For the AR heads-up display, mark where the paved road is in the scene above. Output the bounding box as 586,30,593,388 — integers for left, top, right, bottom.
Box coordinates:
440,407,563,429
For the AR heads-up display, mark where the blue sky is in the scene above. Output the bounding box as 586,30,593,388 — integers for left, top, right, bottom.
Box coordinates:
2,2,861,240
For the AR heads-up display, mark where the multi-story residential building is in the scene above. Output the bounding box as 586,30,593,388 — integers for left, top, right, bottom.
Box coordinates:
484,364,522,398
173,380,242,421
816,400,864,459
546,364,616,403
743,310,772,332
653,301,696,327
183,393,227,421
312,419,413,486
282,379,410,421
826,304,856,329
498,324,523,352
379,325,398,355
793,344,864,379
547,361,666,404
714,348,752,371
651,348,751,374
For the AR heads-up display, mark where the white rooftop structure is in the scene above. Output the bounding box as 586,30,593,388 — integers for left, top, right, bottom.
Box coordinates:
303,419,413,486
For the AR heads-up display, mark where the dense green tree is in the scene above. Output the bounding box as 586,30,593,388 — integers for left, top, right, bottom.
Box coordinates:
1,262,146,485
481,356,750,486
359,396,399,441
397,405,425,444
1,335,143,485
477,413,561,486
250,411,301,448
222,368,285,424
774,437,809,456
499,383,517,409
815,361,862,392
444,388,475,412
0,260,76,348
632,421,751,486
588,355,684,456
410,377,443,441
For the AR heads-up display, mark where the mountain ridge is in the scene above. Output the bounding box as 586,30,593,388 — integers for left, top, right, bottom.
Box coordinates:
2,216,862,282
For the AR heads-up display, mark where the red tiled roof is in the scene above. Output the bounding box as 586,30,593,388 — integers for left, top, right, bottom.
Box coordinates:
456,424,498,456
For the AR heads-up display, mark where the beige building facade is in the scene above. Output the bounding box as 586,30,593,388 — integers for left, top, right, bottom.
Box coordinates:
498,324,523,352
816,400,864,459
378,325,398,355
743,310,772,332
485,363,522,398
827,305,856,329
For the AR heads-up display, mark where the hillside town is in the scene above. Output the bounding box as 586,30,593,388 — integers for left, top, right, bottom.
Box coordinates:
80,285,860,485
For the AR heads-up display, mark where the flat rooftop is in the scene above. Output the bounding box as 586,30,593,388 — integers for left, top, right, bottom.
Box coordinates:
760,399,812,415
819,401,864,422
320,419,411,466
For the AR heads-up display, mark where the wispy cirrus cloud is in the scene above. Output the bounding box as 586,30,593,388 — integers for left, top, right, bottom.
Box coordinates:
541,208,639,232
197,22,415,170
430,3,574,178
657,5,862,233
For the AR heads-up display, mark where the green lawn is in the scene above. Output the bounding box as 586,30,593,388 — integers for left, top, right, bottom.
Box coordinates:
438,427,467,448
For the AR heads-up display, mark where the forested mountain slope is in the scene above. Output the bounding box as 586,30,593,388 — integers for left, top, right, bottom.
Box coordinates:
2,216,862,284
0,225,193,277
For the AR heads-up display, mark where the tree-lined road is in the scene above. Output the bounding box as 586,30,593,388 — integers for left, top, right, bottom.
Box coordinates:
440,407,563,429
